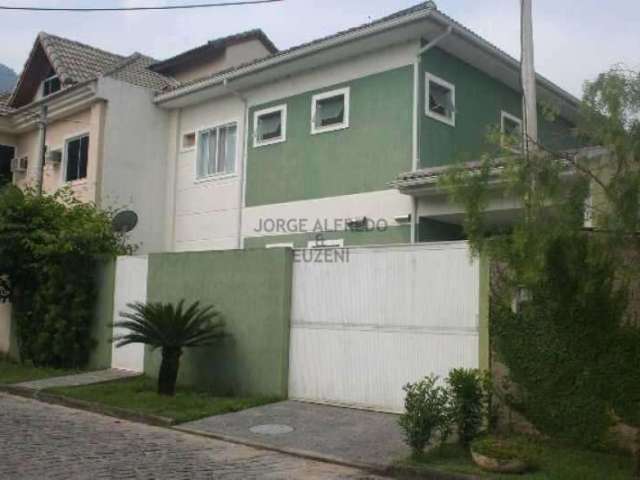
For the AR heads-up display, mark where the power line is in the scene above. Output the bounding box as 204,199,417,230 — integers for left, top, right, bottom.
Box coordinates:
0,0,282,12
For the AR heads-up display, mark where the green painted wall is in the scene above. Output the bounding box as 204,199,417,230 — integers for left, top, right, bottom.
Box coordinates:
144,248,293,397
246,66,414,206
420,47,579,168
244,224,411,249
88,258,116,370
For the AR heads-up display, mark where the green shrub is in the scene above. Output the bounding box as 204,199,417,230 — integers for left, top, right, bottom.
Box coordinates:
0,186,126,368
399,375,452,455
447,368,486,446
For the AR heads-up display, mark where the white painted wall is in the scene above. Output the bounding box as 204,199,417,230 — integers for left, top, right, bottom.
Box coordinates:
111,255,148,372
243,189,413,239
172,95,246,252
97,77,171,254
288,242,481,412
244,40,418,107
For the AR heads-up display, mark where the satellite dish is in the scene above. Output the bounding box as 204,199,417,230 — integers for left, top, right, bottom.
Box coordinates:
112,210,138,234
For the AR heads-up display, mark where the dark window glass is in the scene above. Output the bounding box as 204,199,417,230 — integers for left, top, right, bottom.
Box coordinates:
65,136,89,181
316,95,345,127
0,144,15,187
43,76,61,97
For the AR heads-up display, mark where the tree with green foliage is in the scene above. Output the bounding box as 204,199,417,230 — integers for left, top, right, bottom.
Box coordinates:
0,186,126,368
440,66,640,455
113,300,225,396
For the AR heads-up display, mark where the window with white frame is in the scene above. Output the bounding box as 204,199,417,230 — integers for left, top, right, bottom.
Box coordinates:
65,134,89,182
42,69,61,97
311,87,350,134
425,73,455,126
500,111,523,152
254,105,287,147
307,238,344,248
196,123,237,179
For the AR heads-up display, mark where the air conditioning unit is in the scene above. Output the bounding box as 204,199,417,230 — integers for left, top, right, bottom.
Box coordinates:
46,149,62,166
10,156,28,173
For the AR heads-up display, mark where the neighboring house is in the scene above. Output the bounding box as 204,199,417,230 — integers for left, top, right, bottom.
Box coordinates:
154,1,587,252
0,30,275,253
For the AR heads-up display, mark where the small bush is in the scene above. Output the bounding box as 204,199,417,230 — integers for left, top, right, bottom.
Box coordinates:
399,375,452,455
447,368,486,446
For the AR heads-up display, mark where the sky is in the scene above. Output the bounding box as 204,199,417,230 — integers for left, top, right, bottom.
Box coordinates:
0,0,638,97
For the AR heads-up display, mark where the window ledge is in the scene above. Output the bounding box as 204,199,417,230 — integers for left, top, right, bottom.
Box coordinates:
254,137,286,148
194,172,238,184
66,178,88,187
425,111,455,127
310,123,350,135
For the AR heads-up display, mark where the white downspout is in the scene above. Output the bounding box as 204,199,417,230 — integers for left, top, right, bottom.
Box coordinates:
223,78,248,249
411,26,453,243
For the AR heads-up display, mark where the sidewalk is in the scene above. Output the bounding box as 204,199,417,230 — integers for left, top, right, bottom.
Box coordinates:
178,400,409,472
14,368,139,390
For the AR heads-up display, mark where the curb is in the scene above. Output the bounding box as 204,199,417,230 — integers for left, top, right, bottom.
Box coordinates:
0,384,174,427
173,425,392,475
173,426,477,480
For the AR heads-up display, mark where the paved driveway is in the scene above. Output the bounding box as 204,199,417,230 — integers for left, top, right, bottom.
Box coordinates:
180,400,409,470
0,393,385,479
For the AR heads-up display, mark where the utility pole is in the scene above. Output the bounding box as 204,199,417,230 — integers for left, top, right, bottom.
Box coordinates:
35,105,47,195
520,0,538,154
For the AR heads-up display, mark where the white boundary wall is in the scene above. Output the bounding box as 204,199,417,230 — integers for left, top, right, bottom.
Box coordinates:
111,255,148,372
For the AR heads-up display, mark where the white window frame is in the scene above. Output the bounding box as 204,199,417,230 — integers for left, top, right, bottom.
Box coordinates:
307,238,344,249
253,104,287,147
265,242,294,249
310,87,350,135
425,73,456,127
42,73,61,98
194,121,239,182
500,111,523,152
61,132,90,184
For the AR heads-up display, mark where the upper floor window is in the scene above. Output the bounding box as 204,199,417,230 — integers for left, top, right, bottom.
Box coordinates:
311,87,350,134
65,134,89,182
43,71,61,97
196,122,237,179
500,111,523,152
425,73,455,126
254,104,287,147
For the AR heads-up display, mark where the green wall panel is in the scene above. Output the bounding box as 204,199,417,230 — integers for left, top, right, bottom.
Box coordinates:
420,47,579,168
246,66,414,206
244,224,411,249
144,248,293,398
87,257,116,370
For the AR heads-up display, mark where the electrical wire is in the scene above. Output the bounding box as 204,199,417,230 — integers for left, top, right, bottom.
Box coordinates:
0,0,282,12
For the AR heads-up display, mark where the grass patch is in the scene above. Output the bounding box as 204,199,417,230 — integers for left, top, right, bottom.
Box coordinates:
0,357,78,384
399,436,633,479
47,376,280,424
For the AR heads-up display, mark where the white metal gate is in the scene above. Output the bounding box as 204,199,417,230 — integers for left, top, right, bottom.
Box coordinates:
288,242,483,412
111,255,148,372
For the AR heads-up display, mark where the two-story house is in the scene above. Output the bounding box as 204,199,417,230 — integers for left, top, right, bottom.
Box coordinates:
153,1,586,252
0,30,275,253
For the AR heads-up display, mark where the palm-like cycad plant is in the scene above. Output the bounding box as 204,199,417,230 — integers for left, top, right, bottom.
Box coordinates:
113,300,225,395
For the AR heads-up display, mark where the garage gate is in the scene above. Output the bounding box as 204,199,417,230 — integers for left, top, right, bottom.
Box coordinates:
288,242,487,413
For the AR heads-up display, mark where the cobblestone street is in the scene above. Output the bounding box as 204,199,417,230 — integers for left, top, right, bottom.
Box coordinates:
0,393,385,479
